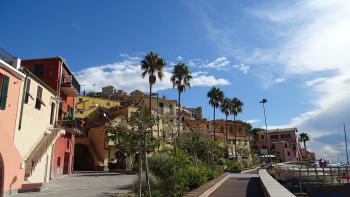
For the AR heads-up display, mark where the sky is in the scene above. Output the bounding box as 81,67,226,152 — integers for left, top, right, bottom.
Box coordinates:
1,0,350,162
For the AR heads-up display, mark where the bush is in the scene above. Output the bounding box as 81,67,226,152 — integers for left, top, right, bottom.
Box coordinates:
147,151,224,197
225,160,242,171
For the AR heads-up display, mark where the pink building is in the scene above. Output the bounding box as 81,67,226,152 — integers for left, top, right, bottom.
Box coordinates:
255,128,301,162
0,56,25,196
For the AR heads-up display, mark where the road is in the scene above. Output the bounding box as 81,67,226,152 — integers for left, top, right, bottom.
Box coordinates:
14,171,137,197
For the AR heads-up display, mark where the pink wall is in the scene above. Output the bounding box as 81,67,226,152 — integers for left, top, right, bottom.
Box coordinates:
51,134,75,179
0,67,25,193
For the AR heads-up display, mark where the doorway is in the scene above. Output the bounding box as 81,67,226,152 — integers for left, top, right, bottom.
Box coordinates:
63,153,70,174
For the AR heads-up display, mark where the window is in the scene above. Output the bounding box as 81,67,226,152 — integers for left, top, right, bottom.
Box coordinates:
270,135,279,139
287,152,290,156
67,141,70,149
271,144,275,149
207,124,209,129
285,143,288,148
238,127,242,135
107,102,110,106
24,79,31,104
79,98,83,103
261,134,264,139
181,117,185,122
50,103,56,125
34,64,44,77
35,86,43,110
230,127,233,134
0,73,9,110
57,157,61,167
220,126,224,133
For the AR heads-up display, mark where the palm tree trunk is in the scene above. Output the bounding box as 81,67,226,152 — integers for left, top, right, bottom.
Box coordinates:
234,115,238,161
225,115,228,146
213,107,216,141
138,143,142,197
303,141,307,151
178,91,181,137
144,130,151,197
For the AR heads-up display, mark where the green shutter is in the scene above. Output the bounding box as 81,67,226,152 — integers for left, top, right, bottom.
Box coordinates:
0,75,9,110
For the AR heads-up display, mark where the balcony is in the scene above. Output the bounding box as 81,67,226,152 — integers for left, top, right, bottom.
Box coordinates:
61,74,80,97
55,118,82,134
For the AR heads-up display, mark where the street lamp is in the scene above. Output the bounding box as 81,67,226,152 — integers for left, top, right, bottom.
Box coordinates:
260,98,271,165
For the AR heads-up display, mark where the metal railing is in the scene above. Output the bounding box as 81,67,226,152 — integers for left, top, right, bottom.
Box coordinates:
273,164,350,184
61,74,81,94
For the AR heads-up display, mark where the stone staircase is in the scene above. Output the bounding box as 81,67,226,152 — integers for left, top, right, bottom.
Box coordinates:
24,129,60,180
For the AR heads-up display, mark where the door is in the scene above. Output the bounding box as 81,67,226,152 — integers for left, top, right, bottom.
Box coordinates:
63,153,70,174
0,154,4,197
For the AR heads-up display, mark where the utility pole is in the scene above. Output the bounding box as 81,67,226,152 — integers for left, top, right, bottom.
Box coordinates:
344,123,349,165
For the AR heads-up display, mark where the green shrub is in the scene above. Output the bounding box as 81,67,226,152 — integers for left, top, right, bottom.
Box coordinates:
225,160,242,171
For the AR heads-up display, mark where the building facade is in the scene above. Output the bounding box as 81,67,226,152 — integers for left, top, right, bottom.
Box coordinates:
255,128,301,162
75,96,120,119
21,57,81,179
14,68,61,183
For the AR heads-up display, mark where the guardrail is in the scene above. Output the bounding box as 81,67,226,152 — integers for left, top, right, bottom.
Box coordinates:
259,169,295,197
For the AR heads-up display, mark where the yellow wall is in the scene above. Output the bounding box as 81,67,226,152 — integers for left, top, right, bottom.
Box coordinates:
75,96,120,119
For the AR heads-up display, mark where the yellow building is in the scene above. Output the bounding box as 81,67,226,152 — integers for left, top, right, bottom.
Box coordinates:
75,96,120,119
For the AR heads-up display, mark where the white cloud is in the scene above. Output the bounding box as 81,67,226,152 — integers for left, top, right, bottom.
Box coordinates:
204,57,230,68
232,64,250,74
245,119,261,124
246,0,350,161
75,55,230,93
273,78,286,84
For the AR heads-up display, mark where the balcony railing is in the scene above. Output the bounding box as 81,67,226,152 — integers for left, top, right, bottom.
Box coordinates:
61,74,80,96
55,118,82,134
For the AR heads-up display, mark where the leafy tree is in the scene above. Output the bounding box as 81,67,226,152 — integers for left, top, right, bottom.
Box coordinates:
105,108,156,197
298,132,310,151
251,128,265,137
86,91,109,99
207,87,224,141
229,97,244,161
171,63,192,138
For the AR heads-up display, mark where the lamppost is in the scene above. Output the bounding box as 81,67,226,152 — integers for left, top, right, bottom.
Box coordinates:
260,98,271,165
344,123,349,165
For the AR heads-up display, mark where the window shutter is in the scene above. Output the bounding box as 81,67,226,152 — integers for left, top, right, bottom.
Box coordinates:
0,75,9,110
35,86,43,110
24,78,31,103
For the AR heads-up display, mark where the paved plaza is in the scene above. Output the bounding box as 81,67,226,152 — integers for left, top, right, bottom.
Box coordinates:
14,172,137,197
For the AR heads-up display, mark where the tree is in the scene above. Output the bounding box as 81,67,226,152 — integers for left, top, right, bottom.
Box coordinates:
298,132,310,151
141,52,166,112
220,97,230,145
141,52,165,196
229,98,244,161
207,87,224,141
170,63,192,138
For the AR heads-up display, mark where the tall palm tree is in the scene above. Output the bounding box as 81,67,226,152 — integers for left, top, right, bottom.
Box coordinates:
207,87,224,141
229,98,244,161
141,52,166,112
140,52,165,197
298,132,310,151
170,63,192,137
220,97,230,144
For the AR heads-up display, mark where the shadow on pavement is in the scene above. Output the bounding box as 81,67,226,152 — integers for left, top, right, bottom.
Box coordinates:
246,177,264,197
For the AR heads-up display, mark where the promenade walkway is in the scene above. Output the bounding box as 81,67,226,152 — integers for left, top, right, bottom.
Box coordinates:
209,169,264,197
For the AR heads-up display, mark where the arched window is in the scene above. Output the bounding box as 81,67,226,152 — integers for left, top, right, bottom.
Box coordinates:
238,127,242,135
220,126,224,133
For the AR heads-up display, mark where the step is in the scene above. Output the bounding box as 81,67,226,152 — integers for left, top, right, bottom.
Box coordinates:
18,183,43,193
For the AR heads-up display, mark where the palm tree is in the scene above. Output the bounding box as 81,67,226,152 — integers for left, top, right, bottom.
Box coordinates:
170,63,192,137
207,87,224,141
298,132,310,151
140,52,166,197
220,97,230,144
229,98,244,161
141,52,166,112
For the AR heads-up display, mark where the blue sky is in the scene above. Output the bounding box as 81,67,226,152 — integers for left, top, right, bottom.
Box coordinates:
1,0,350,162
